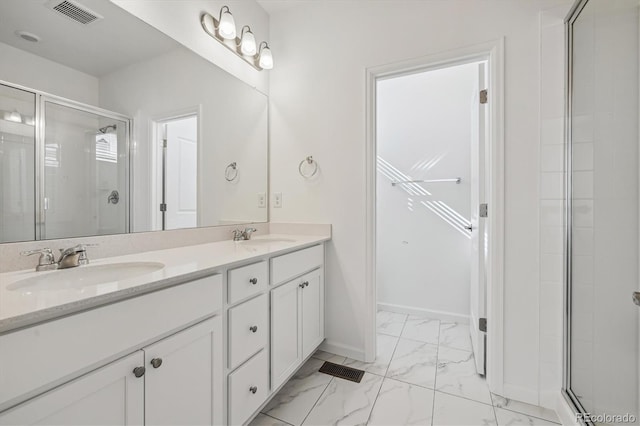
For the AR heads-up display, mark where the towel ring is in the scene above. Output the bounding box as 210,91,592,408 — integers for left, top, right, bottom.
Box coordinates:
298,156,318,178
225,162,238,182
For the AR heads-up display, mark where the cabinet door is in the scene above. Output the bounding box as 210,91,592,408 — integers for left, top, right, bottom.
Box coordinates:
0,352,144,426
302,269,324,360
144,316,222,426
270,279,301,390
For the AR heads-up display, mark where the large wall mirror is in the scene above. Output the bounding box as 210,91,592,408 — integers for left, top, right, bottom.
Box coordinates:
0,0,268,243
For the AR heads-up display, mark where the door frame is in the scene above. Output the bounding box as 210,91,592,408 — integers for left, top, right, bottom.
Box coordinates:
150,106,201,230
364,39,505,392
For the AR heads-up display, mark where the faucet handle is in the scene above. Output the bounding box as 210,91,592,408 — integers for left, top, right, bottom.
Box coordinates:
232,229,244,241
20,248,57,271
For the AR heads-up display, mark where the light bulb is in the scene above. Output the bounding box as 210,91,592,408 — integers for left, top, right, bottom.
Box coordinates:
4,109,22,123
240,26,257,56
218,7,236,40
258,43,273,70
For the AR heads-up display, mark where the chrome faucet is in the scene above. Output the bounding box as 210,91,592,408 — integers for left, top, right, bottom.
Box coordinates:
232,227,258,241
58,244,91,269
20,244,95,271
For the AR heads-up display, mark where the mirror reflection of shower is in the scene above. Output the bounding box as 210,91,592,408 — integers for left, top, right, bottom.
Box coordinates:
97,124,117,134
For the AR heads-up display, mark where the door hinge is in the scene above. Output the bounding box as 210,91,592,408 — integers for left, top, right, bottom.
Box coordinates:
162,139,167,148
479,317,487,332
479,203,488,218
480,89,488,104
159,203,167,212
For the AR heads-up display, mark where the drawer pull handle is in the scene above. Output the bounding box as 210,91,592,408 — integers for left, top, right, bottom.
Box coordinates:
150,358,163,369
249,277,258,285
249,386,258,394
133,366,146,378
249,325,258,333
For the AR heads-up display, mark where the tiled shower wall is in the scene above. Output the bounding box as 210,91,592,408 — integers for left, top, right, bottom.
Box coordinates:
538,5,569,408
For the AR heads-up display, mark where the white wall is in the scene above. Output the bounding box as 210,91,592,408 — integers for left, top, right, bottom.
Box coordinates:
376,64,475,318
265,0,572,406
111,0,270,94
0,42,99,105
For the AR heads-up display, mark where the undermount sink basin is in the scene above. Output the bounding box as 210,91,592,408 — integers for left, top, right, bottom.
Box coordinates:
238,238,296,245
8,262,165,292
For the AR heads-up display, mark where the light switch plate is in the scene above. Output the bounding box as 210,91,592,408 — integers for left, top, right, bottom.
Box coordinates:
273,192,282,208
257,192,266,208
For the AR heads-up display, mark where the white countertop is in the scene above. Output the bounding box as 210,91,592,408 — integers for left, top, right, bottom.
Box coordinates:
0,234,329,334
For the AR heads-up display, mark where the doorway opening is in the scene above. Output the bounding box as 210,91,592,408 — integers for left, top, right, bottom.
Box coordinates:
365,40,505,393
153,113,198,231
376,59,488,374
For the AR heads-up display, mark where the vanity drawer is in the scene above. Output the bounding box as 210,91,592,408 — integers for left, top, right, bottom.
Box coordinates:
271,244,323,285
228,350,269,426
228,261,268,305
228,294,268,370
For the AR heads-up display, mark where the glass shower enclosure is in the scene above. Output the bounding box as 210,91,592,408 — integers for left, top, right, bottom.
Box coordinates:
565,0,639,424
0,82,130,242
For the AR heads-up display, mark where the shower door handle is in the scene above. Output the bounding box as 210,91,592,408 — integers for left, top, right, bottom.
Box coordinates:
633,292,640,306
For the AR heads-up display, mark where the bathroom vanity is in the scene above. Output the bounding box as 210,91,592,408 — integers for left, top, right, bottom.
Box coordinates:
0,234,328,425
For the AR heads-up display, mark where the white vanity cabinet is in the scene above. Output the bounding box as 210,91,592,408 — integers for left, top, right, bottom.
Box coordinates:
0,238,328,426
144,317,221,426
0,274,224,426
270,246,325,391
0,317,221,426
0,351,145,426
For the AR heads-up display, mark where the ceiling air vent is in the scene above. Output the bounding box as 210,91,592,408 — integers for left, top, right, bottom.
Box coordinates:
47,0,103,25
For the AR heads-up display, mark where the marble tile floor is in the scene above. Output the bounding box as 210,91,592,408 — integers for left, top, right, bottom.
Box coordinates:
250,310,560,426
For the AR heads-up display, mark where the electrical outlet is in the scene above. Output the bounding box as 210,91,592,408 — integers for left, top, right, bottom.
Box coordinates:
257,192,266,208
273,192,282,208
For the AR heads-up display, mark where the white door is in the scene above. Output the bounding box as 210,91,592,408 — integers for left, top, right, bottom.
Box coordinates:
469,62,489,375
165,116,197,230
144,317,219,426
271,280,301,390
0,352,144,425
301,269,324,359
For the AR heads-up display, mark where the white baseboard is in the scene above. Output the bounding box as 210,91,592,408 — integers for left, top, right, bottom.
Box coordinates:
318,339,365,361
377,302,470,324
502,384,540,407
556,392,579,426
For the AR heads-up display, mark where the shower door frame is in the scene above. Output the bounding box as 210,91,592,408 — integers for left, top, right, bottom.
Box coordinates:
562,0,589,421
561,0,639,424
562,0,591,424
38,94,132,239
0,79,132,240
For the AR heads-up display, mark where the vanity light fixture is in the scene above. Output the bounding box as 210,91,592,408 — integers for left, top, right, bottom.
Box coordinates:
239,26,257,56
258,42,273,70
201,7,273,71
217,6,236,40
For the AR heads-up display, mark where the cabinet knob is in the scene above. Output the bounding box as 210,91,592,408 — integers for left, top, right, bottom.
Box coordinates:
301,281,309,288
150,358,163,369
299,282,306,288
249,277,258,285
133,366,146,378
249,386,258,394
249,325,258,333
